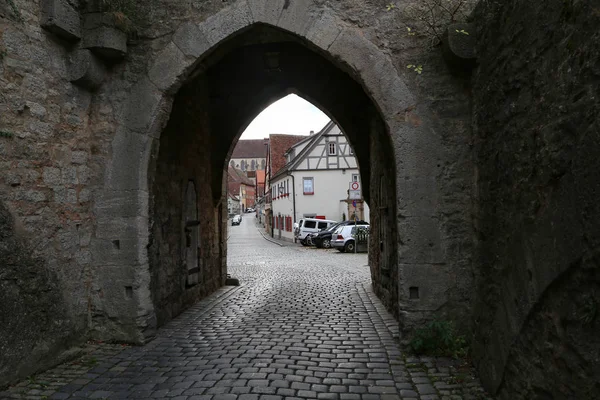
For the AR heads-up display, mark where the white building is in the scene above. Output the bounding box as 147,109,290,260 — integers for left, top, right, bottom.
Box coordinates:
269,121,370,242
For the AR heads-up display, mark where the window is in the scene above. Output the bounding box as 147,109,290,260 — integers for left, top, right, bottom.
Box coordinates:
328,142,337,155
317,221,328,230
303,177,314,195
352,174,360,183
304,220,316,229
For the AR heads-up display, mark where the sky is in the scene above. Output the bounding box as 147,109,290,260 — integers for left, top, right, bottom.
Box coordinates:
239,94,331,140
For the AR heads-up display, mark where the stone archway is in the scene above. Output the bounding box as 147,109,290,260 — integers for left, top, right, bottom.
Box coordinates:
93,0,444,342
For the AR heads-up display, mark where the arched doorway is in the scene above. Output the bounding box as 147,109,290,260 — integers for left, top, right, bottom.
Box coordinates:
95,4,424,342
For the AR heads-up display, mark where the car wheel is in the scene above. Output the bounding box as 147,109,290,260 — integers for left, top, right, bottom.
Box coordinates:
322,238,331,249
344,241,355,253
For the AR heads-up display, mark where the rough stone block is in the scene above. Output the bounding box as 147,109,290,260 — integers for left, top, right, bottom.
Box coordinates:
91,236,148,267
105,128,155,191
442,23,477,76
277,0,314,36
94,190,149,218
119,78,164,134
198,0,253,48
397,176,440,217
397,216,445,264
95,216,149,240
40,0,81,42
247,0,283,25
67,49,106,90
398,264,456,311
148,42,192,93
83,14,127,60
172,22,210,58
304,10,344,51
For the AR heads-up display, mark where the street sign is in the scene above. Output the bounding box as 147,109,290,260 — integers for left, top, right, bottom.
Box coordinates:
349,190,361,200
349,181,361,200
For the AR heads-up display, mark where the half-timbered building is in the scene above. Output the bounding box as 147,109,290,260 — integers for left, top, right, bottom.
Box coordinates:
269,121,370,242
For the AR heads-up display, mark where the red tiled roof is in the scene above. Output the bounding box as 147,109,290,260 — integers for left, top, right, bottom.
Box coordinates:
228,167,254,185
231,139,268,159
269,134,306,176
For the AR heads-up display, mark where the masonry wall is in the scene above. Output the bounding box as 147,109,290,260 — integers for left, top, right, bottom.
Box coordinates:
471,0,600,396
0,0,477,386
149,78,225,326
0,0,96,387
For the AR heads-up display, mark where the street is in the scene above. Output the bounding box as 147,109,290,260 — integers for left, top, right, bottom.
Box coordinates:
2,216,489,399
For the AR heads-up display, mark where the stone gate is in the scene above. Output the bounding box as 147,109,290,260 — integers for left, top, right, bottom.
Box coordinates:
1,0,598,398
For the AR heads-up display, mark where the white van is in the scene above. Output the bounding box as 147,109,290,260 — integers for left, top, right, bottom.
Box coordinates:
295,218,337,245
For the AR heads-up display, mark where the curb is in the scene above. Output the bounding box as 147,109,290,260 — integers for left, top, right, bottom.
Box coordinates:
256,226,285,247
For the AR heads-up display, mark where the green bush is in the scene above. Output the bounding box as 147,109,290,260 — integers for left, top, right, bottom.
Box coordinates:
408,320,468,358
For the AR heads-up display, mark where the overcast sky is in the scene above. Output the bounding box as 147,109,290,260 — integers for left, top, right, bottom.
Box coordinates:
239,94,331,140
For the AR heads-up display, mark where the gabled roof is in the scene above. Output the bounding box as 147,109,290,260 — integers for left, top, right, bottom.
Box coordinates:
271,120,337,181
268,134,307,176
228,167,254,186
231,139,268,159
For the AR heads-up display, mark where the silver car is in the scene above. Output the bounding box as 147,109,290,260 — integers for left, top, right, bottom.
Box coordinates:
331,224,370,252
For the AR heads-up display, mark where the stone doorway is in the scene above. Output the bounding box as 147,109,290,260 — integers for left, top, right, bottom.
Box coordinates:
95,3,445,344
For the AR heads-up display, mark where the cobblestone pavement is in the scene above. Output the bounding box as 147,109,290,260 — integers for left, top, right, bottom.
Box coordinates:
2,217,492,400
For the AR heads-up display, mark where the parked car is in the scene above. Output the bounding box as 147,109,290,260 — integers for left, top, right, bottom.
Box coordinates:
231,215,242,226
246,208,254,213
311,220,369,249
331,224,370,253
294,218,337,246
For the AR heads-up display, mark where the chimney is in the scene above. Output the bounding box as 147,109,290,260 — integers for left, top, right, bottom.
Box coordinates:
309,130,314,135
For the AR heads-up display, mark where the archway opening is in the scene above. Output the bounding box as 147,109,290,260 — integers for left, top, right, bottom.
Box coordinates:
147,23,398,328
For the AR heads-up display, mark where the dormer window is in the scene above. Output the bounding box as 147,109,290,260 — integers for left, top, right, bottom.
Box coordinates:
328,142,337,156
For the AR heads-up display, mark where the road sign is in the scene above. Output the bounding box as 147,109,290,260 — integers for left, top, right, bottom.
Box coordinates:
349,190,361,200
352,200,357,207
350,181,360,191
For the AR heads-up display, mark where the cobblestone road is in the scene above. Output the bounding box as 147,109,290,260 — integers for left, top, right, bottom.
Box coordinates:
2,217,491,400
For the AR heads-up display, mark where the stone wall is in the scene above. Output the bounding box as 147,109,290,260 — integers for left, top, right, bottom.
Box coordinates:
0,0,477,387
148,77,226,326
471,0,600,396
0,201,82,387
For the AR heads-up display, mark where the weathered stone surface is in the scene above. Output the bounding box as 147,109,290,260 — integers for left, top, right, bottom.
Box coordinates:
118,79,164,134
104,127,154,190
247,0,283,25
277,0,314,35
197,0,253,48
442,23,476,76
172,21,210,58
0,201,80,388
471,0,600,397
304,10,344,51
40,0,81,42
67,48,106,89
398,216,445,264
148,41,192,93
83,14,127,59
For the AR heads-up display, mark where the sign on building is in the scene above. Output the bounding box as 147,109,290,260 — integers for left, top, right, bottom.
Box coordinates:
349,181,361,200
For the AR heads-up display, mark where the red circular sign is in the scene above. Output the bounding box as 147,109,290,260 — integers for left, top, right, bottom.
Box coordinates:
351,182,359,190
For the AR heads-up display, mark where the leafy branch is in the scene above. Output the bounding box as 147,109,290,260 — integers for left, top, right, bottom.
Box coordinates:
403,0,476,46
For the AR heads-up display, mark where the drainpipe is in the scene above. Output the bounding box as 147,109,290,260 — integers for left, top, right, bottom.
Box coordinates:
287,172,296,243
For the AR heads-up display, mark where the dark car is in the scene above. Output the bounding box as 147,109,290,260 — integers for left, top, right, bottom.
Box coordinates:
312,220,369,248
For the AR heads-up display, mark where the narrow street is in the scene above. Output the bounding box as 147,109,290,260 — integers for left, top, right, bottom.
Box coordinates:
2,217,489,399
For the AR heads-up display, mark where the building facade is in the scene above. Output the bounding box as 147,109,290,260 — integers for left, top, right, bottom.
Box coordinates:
269,122,370,242
230,139,268,172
